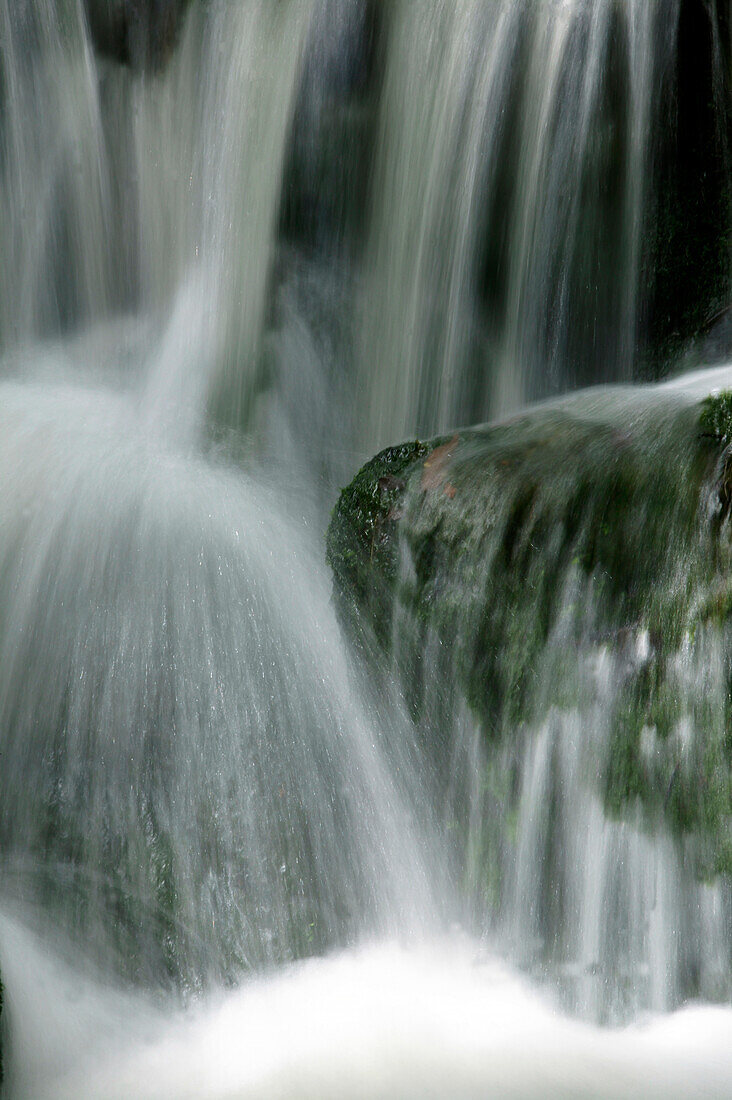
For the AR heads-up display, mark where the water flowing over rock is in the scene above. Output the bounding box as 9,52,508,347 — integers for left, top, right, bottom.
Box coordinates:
0,381,438,996
328,381,732,1017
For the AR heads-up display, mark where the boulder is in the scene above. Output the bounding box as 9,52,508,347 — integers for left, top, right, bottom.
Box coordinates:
328,388,732,877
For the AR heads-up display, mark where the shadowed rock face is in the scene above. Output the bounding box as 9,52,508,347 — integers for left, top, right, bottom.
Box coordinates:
84,0,189,70
645,0,731,373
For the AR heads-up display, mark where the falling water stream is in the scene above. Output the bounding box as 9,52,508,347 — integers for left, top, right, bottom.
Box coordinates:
0,1,730,1096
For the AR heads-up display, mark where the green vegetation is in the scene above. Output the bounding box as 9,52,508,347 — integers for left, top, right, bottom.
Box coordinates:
326,439,432,651
699,390,732,445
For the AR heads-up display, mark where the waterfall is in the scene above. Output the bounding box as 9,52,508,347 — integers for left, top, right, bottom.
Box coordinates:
0,0,725,455
355,376,732,1022
0,379,438,990
0,0,439,1024
356,0,681,449
0,0,316,428
0,0,113,340
0,0,730,1094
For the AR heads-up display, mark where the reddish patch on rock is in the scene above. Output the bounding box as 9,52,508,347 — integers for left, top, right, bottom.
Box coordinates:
378,474,406,494
421,434,460,492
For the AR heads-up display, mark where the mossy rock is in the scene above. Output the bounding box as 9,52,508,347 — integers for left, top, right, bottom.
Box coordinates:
326,439,433,652
699,390,732,445
327,388,732,878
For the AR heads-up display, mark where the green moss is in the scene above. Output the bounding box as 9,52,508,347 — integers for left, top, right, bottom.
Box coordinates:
699,390,732,445
326,439,432,650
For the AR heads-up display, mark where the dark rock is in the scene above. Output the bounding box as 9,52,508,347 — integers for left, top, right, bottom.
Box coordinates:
84,0,190,71
643,0,731,373
326,439,432,653
279,0,383,258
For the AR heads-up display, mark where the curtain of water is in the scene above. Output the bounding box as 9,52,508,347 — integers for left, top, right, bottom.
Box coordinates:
0,0,439,995
358,0,680,450
0,1,113,341
0,0,317,431
0,378,438,990
134,0,318,435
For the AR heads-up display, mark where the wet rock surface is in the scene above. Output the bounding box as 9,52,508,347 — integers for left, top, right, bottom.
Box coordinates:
328,389,732,877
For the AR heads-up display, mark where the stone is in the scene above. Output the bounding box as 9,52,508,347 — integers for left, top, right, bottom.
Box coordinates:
328,389,732,877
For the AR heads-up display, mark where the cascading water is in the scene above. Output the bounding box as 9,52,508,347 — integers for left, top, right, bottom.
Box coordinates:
377,384,732,1021
0,379,440,984
0,0,730,1096
357,0,681,447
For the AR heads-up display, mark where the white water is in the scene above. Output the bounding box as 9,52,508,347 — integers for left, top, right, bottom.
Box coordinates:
3,916,732,1100
0,374,441,988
